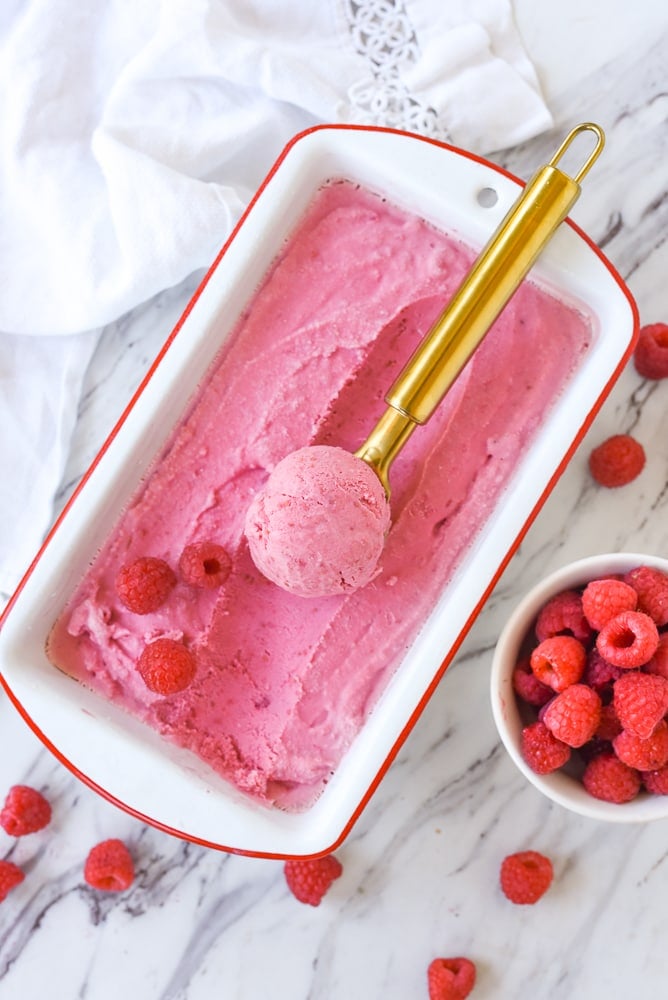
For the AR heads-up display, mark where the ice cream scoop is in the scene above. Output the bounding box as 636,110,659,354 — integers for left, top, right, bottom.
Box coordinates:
245,124,605,597
243,444,390,597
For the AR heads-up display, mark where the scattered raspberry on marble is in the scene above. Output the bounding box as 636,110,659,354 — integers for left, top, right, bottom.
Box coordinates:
0,785,52,836
499,850,553,905
596,610,659,668
530,635,587,692
520,720,571,774
284,854,342,906
0,860,25,902
582,751,641,803
115,556,176,614
613,671,668,738
588,433,646,488
624,565,668,627
542,684,601,748
534,589,591,643
427,957,476,1000
613,719,668,771
137,637,197,695
179,541,232,589
581,577,637,631
633,322,668,380
84,838,135,892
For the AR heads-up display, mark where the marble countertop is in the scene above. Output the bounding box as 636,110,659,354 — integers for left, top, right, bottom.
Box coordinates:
2,3,668,997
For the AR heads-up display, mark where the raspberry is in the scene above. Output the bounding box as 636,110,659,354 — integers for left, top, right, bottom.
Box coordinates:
534,589,591,643
0,785,52,836
84,838,134,892
643,765,668,795
582,751,641,803
137,638,196,695
499,850,553,905
542,684,601,748
596,611,659,668
624,565,668,627
179,541,232,589
520,720,571,774
578,737,614,763
427,957,476,1000
512,657,554,707
581,578,637,631
536,697,552,722
582,649,623,697
284,854,342,906
633,322,668,379
0,860,25,902
613,719,668,771
116,556,176,614
530,635,586,692
588,434,645,488
594,703,623,742
613,671,668,738
646,634,668,680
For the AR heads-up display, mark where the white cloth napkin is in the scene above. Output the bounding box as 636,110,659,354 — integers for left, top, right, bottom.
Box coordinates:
0,0,552,597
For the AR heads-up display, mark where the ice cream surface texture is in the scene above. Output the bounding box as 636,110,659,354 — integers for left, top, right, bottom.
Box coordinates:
245,444,391,597
47,179,593,811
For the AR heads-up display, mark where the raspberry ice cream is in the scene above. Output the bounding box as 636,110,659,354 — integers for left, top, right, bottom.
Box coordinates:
46,179,593,811
245,444,390,597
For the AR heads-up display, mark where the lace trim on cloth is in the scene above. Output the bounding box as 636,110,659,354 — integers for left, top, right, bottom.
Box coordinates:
342,0,452,141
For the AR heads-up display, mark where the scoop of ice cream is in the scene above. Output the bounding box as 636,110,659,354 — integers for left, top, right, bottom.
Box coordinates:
244,445,391,597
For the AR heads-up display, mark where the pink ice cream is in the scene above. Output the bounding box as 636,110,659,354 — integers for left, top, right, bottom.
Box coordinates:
46,179,593,811
244,445,390,597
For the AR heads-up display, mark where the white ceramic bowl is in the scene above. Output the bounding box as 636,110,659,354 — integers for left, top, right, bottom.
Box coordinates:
491,553,668,823
0,126,638,857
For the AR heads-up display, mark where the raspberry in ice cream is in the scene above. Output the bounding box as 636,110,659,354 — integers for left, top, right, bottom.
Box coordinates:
46,179,593,810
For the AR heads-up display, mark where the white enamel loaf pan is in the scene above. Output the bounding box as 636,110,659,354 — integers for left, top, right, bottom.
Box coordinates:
0,126,637,858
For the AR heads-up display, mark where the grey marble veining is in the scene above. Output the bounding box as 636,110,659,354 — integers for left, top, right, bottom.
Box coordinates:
2,10,668,1000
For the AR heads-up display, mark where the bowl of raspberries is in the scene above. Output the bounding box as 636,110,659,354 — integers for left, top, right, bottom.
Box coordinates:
490,553,668,821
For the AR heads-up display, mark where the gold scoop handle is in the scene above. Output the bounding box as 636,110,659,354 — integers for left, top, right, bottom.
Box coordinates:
355,123,605,496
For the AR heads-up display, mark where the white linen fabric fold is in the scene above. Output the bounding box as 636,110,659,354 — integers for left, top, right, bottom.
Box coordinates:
0,0,552,596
